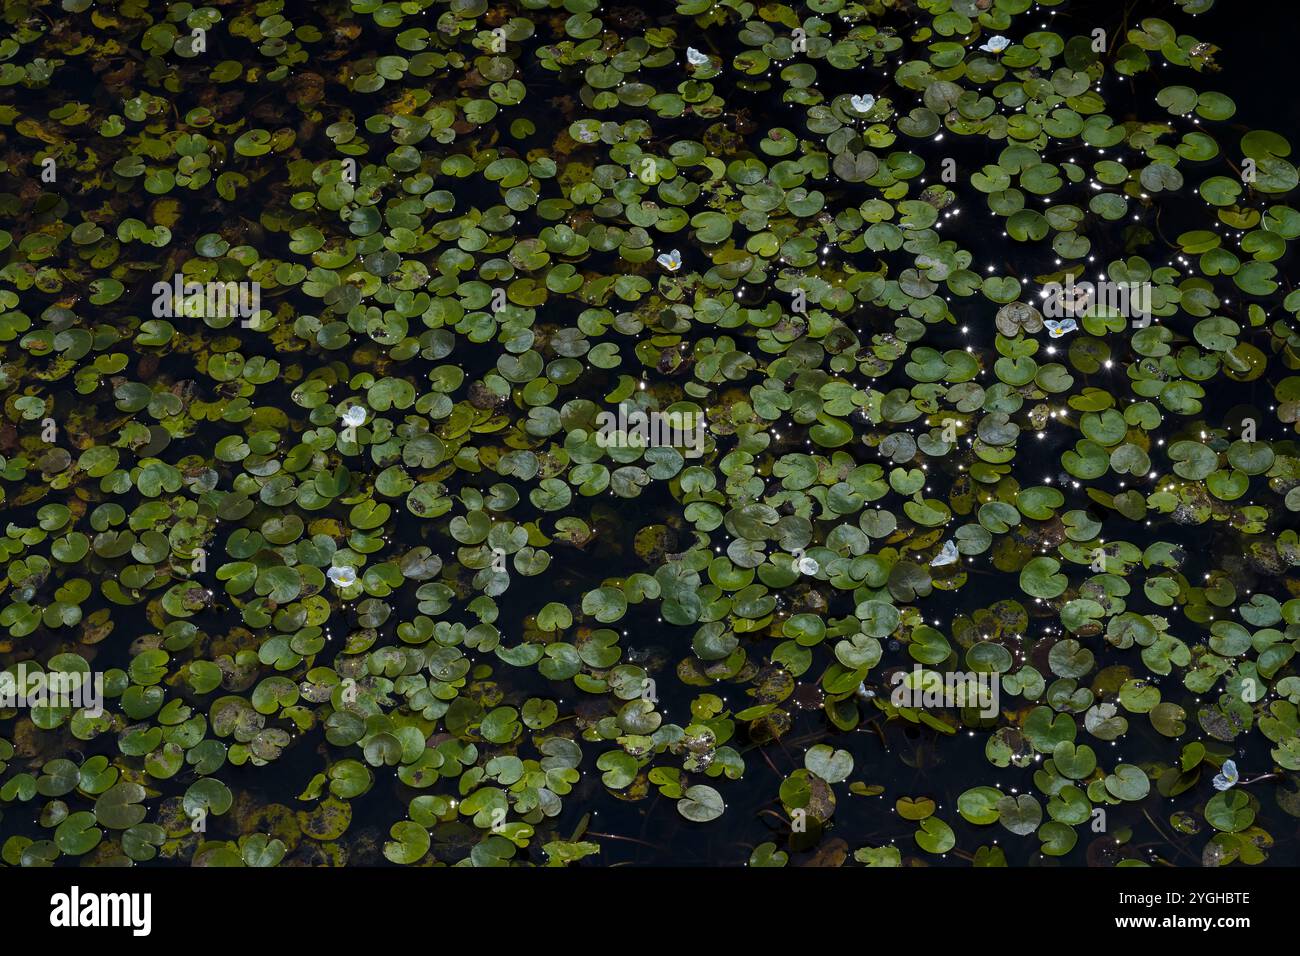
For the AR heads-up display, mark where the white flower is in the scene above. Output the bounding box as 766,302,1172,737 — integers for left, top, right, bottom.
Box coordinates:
980,35,1010,53
1212,759,1239,791
328,565,357,588
849,94,876,114
656,249,682,272
1045,318,1079,338
574,125,599,143
686,47,709,66
341,406,367,428
930,540,959,567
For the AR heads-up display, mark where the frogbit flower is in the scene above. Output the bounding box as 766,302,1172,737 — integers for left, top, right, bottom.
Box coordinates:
686,47,710,66
930,540,959,567
980,35,1010,53
328,565,357,588
849,94,876,114
341,405,367,428
1044,318,1079,338
1212,759,1239,791
656,249,682,272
